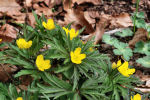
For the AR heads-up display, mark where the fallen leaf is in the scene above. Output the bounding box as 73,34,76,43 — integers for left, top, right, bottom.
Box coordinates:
24,0,32,7
33,3,53,17
27,13,36,27
0,64,17,82
0,0,22,16
94,15,110,44
110,13,133,28
129,28,147,48
73,0,102,5
0,24,17,42
64,7,94,34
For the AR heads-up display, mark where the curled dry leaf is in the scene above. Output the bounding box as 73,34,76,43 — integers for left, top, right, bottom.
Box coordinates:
64,7,94,34
0,64,17,82
110,13,133,28
63,0,73,11
63,0,94,33
73,0,102,5
0,0,22,17
94,14,110,44
129,28,147,48
0,24,17,42
33,3,53,17
27,13,36,27
44,0,62,8
24,0,32,7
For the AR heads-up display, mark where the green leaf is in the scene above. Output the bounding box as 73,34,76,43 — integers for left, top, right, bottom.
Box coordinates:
113,42,133,61
135,19,146,28
136,12,145,19
145,24,150,32
73,93,81,100
54,64,72,73
44,73,72,90
37,84,66,94
15,70,37,77
136,56,150,68
72,67,79,91
134,41,150,55
115,28,133,37
102,34,119,45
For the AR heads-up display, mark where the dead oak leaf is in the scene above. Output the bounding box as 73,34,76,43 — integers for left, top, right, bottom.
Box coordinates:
0,24,17,42
110,13,133,28
24,0,32,7
0,0,22,16
0,64,17,82
129,28,147,48
64,8,94,34
33,3,53,17
73,0,102,5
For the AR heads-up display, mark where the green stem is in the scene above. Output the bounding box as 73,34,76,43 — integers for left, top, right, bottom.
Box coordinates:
133,0,140,33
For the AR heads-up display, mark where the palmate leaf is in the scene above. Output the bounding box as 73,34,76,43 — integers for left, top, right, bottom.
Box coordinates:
135,12,145,19
113,42,133,61
102,34,119,45
115,28,133,37
135,19,146,28
136,56,150,68
134,41,150,55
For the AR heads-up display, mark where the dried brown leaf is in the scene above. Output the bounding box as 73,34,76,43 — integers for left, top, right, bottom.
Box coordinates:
129,28,147,48
110,13,133,28
0,64,17,82
24,0,32,7
0,24,17,42
64,7,94,34
0,0,22,16
73,0,102,5
33,3,53,17
27,13,36,27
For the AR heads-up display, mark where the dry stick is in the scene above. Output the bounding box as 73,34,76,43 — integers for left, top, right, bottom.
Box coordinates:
81,28,125,40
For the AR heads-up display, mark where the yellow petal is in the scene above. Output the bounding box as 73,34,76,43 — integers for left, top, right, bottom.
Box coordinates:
36,55,51,71
112,62,117,69
117,60,122,67
42,21,47,29
47,19,55,30
0,39,2,42
131,94,141,100
63,27,69,35
117,61,135,77
44,60,51,69
80,54,86,60
16,97,23,100
74,47,81,55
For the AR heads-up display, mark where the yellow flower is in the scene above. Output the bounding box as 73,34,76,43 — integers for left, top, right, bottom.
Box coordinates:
0,39,2,42
70,47,86,64
112,60,135,77
131,93,141,100
63,27,69,34
63,27,79,40
36,55,51,71
16,38,32,49
16,97,23,100
118,61,135,77
112,60,121,69
42,19,55,30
